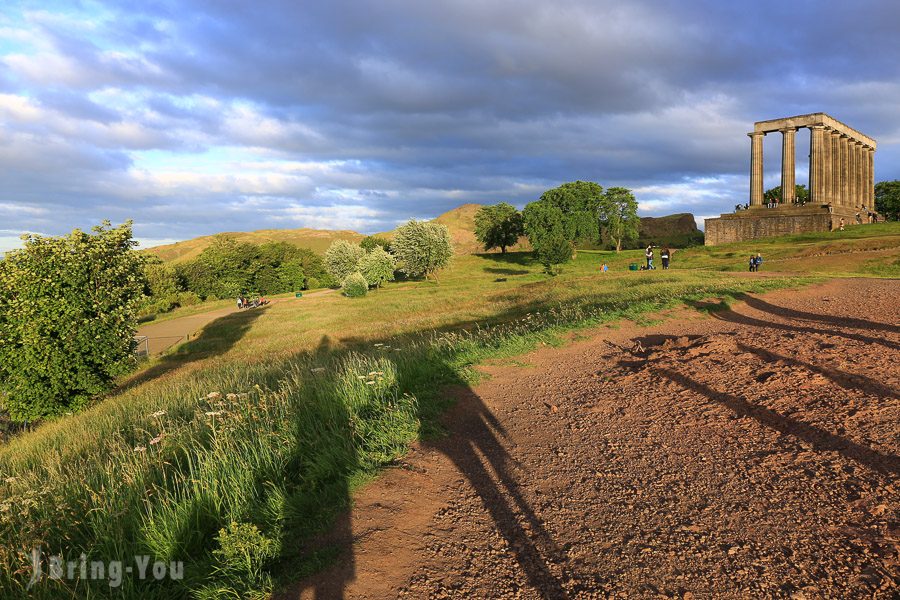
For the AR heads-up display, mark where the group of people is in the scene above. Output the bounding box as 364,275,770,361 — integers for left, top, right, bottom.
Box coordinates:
236,295,269,309
748,253,763,272
643,245,672,270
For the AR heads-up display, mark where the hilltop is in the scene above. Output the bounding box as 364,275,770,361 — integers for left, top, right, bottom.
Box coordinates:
145,203,703,262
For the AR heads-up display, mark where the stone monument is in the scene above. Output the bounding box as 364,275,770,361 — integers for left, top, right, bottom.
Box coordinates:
704,113,876,246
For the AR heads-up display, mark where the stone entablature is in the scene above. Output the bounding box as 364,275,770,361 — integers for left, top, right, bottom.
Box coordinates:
753,113,876,148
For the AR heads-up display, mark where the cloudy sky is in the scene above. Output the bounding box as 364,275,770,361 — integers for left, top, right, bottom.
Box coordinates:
1,0,899,251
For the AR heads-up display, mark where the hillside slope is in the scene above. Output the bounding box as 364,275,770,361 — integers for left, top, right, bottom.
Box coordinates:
145,204,704,262
145,228,364,263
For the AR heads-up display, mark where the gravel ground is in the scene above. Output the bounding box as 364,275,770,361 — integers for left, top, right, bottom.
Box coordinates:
286,278,899,600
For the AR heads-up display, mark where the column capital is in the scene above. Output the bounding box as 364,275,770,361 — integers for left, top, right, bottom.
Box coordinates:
747,131,765,138
809,124,825,130
780,126,797,133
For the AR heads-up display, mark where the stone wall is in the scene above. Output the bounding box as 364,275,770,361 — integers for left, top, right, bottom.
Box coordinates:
704,206,840,246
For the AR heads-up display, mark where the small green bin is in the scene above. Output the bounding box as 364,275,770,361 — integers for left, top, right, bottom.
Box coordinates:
628,263,638,271
295,292,303,298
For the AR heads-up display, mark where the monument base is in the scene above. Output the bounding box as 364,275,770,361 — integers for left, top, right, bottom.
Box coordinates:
704,205,861,246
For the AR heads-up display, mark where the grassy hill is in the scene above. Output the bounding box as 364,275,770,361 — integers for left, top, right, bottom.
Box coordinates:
145,204,704,262
145,228,365,263
0,221,897,596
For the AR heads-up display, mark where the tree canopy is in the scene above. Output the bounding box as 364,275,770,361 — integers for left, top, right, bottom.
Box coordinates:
0,221,146,421
875,180,900,221
536,181,603,245
391,220,453,281
522,200,573,273
598,187,640,252
764,184,810,204
474,203,524,254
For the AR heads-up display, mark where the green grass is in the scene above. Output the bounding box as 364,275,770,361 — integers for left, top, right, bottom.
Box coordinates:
0,223,897,598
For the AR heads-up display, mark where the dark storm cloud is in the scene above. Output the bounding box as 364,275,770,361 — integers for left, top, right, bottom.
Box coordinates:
1,0,898,249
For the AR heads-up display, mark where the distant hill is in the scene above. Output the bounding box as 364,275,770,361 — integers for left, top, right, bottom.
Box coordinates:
145,228,364,263
144,205,703,263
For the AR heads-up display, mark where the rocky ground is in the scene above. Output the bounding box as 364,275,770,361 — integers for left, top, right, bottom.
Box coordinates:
286,278,899,599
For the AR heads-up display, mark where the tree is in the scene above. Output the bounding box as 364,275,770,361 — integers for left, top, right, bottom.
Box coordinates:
391,220,453,281
875,180,900,221
537,181,603,247
357,247,396,288
599,187,640,252
0,221,145,421
522,200,574,273
360,235,391,252
764,184,809,204
324,240,365,283
474,203,524,253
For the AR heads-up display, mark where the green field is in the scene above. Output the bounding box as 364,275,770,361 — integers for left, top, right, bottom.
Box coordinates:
1,222,897,597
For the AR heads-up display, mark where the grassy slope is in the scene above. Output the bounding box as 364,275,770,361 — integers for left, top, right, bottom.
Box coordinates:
0,222,897,597
145,229,365,264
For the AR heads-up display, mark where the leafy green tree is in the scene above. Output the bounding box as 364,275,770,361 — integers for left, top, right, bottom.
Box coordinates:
0,221,145,421
324,240,366,283
358,247,396,288
522,200,574,273
360,235,391,252
537,181,603,246
276,259,306,291
474,203,524,254
599,187,640,252
764,184,809,204
875,180,900,221
391,220,453,281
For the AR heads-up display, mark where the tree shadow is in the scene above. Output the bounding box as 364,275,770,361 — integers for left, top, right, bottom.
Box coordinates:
474,251,538,267
652,366,900,477
736,342,899,400
484,267,530,275
115,307,268,394
685,300,900,351
736,293,900,335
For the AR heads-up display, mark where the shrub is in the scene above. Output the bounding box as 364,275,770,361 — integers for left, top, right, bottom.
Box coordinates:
391,220,452,281
0,221,145,421
177,291,202,307
324,240,365,283
360,235,391,252
341,272,368,297
358,247,396,288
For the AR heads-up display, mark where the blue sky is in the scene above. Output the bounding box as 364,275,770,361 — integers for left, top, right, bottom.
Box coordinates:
1,0,899,251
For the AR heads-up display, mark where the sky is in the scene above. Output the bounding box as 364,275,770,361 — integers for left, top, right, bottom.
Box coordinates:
1,0,899,251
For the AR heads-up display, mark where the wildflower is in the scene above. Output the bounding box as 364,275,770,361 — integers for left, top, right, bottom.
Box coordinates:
4,477,16,484
310,367,326,373
367,371,377,376
365,381,376,386
149,410,166,418
226,393,237,400
133,446,146,452
207,392,222,400
149,434,164,446
357,375,367,380
205,411,223,417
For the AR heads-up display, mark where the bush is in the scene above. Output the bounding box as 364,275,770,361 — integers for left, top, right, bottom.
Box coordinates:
324,240,365,283
360,235,391,252
0,221,145,421
341,272,368,297
358,247,396,288
177,291,202,307
391,220,452,281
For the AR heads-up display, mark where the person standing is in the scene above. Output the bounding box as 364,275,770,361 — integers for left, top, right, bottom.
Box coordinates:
661,247,671,270
645,245,654,270
839,217,845,231
237,296,243,309
755,252,763,272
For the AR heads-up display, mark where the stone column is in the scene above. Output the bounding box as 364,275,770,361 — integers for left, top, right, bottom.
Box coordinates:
850,141,861,210
821,127,832,203
856,142,866,211
830,130,841,206
839,134,850,207
866,147,875,212
781,127,796,204
749,132,764,207
808,125,825,204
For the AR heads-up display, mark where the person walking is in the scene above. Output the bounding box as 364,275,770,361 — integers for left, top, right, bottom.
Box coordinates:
839,217,845,231
237,296,243,309
748,254,756,272
755,252,763,272
645,245,654,270
661,247,671,270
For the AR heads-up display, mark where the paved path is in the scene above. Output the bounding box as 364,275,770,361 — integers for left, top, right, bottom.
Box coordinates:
136,289,334,356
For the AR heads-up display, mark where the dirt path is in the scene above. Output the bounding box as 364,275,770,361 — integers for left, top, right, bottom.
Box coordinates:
136,290,333,356
284,278,899,599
